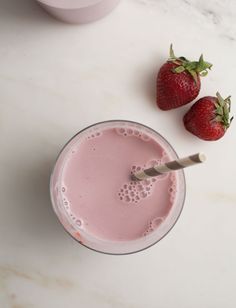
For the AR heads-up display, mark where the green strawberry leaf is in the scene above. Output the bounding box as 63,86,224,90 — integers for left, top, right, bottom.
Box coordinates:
168,45,212,81
199,70,208,77
169,44,176,60
173,66,185,73
216,107,223,115
215,115,223,122
215,92,233,129
188,70,198,83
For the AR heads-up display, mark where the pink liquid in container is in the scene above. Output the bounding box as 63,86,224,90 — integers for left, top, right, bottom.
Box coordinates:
36,0,120,23
50,121,186,254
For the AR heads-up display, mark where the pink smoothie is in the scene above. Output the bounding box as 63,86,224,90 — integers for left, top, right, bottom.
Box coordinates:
50,121,185,254
36,0,120,24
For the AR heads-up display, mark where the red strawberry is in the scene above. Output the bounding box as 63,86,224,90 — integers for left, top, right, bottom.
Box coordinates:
183,92,233,141
156,45,212,110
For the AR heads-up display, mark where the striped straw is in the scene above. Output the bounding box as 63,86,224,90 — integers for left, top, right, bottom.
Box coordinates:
131,153,206,181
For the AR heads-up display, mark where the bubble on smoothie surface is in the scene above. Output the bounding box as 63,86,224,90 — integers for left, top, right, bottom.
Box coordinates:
118,163,159,204
141,134,150,142
86,130,103,140
68,214,85,229
125,196,131,202
143,227,154,236
140,191,147,198
60,185,84,229
115,127,152,142
169,179,177,200
75,219,83,228
151,217,164,229
143,217,165,236
143,179,150,186
137,184,143,191
115,128,125,136
63,201,85,229
168,187,174,193
118,153,177,205
169,170,177,195
162,150,167,157
143,221,154,236
127,128,134,136
61,195,70,210
61,186,66,193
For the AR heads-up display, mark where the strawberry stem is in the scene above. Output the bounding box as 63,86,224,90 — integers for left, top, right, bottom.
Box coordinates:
215,92,233,129
169,44,176,60
168,45,212,82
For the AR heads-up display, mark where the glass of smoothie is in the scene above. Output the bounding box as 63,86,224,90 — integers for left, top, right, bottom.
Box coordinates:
36,0,120,24
50,120,186,255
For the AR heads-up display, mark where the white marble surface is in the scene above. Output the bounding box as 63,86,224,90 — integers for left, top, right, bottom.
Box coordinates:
0,0,236,307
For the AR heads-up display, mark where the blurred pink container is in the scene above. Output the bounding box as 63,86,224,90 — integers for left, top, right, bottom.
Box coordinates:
36,0,120,24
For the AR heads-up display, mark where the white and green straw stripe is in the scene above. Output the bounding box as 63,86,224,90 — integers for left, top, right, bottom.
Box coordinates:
131,153,206,181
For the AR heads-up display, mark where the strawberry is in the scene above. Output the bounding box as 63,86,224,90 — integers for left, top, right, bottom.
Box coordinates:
156,45,212,110
183,92,233,141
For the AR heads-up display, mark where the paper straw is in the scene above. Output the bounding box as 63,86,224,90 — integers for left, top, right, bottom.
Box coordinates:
131,153,206,181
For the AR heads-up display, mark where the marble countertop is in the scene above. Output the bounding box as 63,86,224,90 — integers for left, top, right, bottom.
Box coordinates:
1,0,236,307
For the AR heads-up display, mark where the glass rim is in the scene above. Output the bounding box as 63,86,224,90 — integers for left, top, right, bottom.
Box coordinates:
50,120,186,255
37,0,115,9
